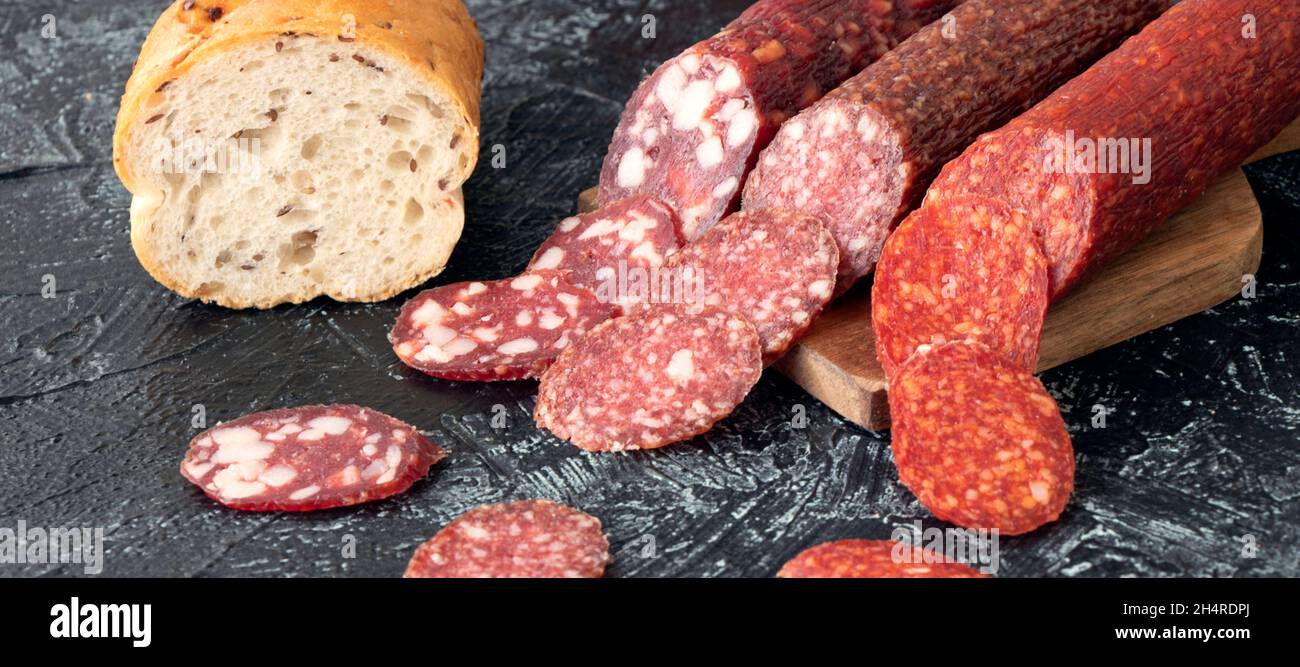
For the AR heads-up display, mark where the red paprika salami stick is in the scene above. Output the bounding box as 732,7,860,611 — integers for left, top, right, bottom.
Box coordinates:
599,0,962,241
926,0,1300,299
743,0,1165,293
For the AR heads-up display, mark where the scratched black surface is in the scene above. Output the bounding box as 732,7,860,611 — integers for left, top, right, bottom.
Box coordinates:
1,0,1298,578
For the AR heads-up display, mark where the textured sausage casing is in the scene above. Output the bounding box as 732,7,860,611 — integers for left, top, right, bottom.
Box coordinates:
927,0,1300,299
599,0,961,241
889,342,1074,536
778,539,990,578
872,195,1049,380
743,0,1166,293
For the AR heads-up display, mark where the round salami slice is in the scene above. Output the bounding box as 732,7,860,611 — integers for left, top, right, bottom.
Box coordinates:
403,499,609,578
872,195,1050,381
535,304,762,452
889,341,1074,536
778,539,990,578
391,270,618,382
642,209,837,362
180,404,444,512
527,195,684,308
598,0,958,240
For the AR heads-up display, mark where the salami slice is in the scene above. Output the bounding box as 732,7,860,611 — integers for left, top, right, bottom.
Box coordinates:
598,0,960,241
778,539,990,578
871,195,1049,381
527,195,684,308
403,499,609,578
889,342,1073,535
180,405,443,511
640,208,837,362
535,304,762,452
926,0,1300,299
391,270,617,381
742,0,1165,293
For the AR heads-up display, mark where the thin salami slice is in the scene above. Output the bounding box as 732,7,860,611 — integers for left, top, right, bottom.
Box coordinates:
890,342,1074,536
871,195,1049,381
926,0,1300,299
391,270,618,381
641,208,837,362
527,195,684,308
535,304,762,452
180,404,444,512
598,0,960,241
403,499,609,578
742,0,1165,293
778,539,990,578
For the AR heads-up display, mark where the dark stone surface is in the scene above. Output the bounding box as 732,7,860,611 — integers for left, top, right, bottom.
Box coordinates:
0,0,1297,578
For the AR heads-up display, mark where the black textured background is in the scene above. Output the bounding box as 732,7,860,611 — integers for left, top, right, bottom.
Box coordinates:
1,0,1298,578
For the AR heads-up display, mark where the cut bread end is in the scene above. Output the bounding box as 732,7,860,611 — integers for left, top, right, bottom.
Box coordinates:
121,35,475,309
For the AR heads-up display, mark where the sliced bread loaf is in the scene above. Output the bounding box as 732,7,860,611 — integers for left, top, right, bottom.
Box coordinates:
113,0,484,308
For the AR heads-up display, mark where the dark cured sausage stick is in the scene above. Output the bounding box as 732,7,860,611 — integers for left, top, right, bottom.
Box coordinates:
925,0,1300,300
743,0,1167,294
598,0,962,241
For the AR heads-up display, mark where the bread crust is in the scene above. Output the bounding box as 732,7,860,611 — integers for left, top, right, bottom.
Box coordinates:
113,1,483,309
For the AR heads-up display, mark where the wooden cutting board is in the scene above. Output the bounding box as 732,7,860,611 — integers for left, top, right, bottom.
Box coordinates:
579,119,1300,430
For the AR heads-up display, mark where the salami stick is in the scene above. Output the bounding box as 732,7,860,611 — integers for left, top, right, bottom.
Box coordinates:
599,0,962,241
926,0,1300,299
876,0,1300,378
744,0,1166,293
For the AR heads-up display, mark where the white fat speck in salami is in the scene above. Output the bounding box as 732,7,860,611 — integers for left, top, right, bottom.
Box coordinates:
391,270,617,381
535,304,761,452
636,209,837,362
527,195,684,309
180,405,444,511
404,499,609,578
